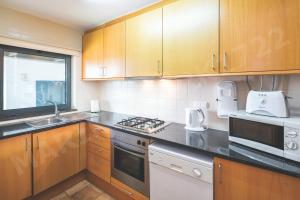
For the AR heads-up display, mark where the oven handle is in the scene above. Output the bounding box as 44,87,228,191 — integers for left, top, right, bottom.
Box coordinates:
114,144,146,158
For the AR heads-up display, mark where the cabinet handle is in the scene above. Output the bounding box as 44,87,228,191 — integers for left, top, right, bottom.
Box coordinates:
103,67,107,76
223,52,228,71
157,60,161,74
25,137,28,152
120,187,133,196
96,128,105,133
218,163,223,184
212,54,216,71
36,136,39,150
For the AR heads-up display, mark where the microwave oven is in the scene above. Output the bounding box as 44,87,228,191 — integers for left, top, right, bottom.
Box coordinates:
229,111,300,162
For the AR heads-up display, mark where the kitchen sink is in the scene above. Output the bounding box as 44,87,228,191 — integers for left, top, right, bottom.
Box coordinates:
27,117,69,128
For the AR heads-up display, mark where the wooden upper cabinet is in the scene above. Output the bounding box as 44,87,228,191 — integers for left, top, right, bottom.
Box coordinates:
0,134,32,200
163,0,219,77
220,0,300,73
82,29,104,79
33,124,80,194
214,158,300,200
126,8,163,77
103,21,126,78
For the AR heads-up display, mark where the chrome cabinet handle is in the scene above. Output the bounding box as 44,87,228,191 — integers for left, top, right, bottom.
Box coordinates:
212,54,216,71
103,67,107,76
25,137,28,152
218,163,223,184
120,188,133,196
157,60,161,74
36,136,39,150
223,52,228,71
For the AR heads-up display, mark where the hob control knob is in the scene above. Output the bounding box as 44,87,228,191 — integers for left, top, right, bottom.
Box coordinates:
142,141,146,146
137,140,141,145
286,142,298,150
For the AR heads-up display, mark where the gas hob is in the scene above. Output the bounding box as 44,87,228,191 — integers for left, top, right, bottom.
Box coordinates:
116,117,170,134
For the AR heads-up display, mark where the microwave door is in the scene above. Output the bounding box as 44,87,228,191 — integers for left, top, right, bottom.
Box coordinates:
229,118,284,156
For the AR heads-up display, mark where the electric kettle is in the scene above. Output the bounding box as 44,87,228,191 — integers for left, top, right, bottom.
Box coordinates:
185,108,207,132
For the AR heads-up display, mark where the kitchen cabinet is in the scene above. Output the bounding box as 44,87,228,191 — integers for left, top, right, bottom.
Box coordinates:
125,8,163,77
82,29,104,79
111,177,149,200
33,124,80,194
103,21,126,78
214,157,300,200
0,134,32,200
163,0,219,77
79,122,87,171
87,123,111,183
220,0,300,73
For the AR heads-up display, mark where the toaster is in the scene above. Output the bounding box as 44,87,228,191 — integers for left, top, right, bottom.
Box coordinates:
246,90,289,118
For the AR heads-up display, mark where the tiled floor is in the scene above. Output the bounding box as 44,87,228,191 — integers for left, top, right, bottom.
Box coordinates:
50,180,115,200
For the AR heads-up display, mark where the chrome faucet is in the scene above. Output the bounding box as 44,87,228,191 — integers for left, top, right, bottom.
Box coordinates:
45,100,60,118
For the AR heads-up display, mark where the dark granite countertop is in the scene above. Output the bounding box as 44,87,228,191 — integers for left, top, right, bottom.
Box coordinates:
1,111,300,178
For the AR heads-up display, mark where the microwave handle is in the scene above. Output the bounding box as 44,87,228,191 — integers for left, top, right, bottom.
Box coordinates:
114,144,145,158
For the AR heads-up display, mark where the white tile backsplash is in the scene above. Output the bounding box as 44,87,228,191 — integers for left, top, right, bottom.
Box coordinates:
97,75,300,131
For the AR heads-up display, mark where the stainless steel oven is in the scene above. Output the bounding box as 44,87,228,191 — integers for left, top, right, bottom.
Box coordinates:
111,129,150,197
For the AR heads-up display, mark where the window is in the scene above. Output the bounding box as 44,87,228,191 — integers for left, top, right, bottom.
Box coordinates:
0,44,71,120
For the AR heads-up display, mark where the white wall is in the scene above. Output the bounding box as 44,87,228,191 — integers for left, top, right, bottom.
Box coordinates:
0,6,82,51
97,75,300,131
0,7,100,113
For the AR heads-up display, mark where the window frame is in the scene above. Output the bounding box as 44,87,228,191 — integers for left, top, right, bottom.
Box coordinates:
0,44,72,121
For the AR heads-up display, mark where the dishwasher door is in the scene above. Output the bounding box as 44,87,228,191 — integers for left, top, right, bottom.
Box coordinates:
149,142,213,200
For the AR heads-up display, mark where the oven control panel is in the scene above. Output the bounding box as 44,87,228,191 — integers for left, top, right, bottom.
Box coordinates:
284,125,300,162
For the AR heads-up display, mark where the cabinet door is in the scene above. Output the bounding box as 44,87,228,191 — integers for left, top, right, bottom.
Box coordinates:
0,134,31,200
33,124,80,194
220,0,300,73
82,29,104,79
163,0,219,76
79,122,87,171
214,158,300,200
126,8,163,77
103,21,126,78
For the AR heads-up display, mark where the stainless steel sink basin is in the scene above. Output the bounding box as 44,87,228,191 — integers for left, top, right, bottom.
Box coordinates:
27,117,69,128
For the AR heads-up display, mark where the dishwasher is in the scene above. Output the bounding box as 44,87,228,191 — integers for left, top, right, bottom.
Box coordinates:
149,141,213,200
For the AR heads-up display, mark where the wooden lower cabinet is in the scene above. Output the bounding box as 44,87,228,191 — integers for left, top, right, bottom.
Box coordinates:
0,134,32,200
87,123,111,183
87,152,111,183
79,122,87,171
111,177,149,200
214,157,300,200
33,124,80,194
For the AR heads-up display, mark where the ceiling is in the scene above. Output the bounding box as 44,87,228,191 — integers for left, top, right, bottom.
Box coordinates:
0,0,160,31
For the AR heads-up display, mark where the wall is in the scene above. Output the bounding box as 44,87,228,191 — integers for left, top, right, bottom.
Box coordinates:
97,75,299,131
0,7,100,113
0,6,82,51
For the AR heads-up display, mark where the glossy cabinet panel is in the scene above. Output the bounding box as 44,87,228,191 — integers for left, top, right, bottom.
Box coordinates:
103,21,126,78
163,0,219,76
0,134,32,200
82,29,104,79
126,8,163,77
33,124,80,194
220,0,300,73
214,158,300,200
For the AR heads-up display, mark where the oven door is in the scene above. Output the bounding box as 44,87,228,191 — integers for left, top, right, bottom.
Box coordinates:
111,140,149,197
229,117,284,156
